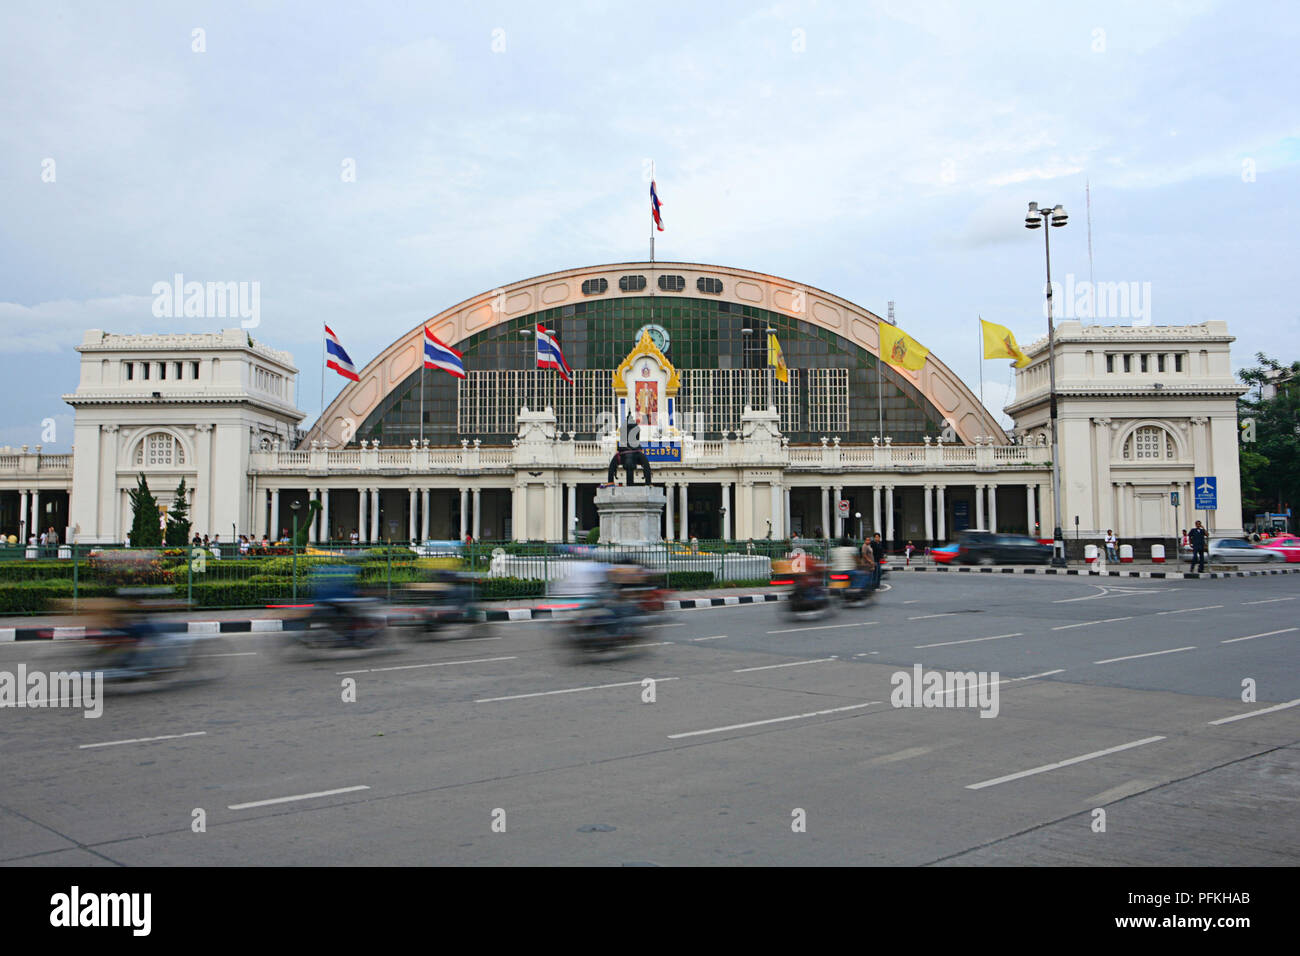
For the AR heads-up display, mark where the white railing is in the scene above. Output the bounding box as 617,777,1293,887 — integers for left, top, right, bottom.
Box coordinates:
242,441,1051,474
0,456,21,470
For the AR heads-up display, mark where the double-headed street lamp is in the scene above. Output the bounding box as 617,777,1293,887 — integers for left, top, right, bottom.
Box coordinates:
1025,201,1069,567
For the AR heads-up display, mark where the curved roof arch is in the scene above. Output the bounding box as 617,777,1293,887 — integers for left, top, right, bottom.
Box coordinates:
306,262,1005,446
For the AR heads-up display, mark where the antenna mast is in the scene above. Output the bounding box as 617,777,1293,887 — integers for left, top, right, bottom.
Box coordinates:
1086,180,1095,325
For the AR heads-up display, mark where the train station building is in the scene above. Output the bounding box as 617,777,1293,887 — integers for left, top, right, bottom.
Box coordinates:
0,262,1247,548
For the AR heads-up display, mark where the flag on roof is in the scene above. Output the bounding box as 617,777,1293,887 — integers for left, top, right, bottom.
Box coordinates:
535,324,573,383
651,180,664,232
424,329,466,379
325,324,360,382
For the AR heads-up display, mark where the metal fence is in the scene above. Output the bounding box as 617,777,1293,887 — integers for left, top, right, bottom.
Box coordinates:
0,537,844,615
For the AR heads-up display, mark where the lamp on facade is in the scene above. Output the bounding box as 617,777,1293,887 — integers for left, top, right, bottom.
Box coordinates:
1026,199,1069,567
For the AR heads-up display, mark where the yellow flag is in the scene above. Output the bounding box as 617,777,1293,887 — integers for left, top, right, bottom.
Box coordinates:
981,318,1031,368
878,323,929,371
767,331,789,383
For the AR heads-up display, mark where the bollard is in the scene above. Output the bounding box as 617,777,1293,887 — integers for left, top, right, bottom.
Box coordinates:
1084,544,1098,564
1151,544,1166,563
1119,543,1134,563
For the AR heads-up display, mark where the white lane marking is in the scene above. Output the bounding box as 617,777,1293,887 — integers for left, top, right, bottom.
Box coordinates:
733,657,838,673
337,655,516,675
689,635,728,642
639,641,674,647
1208,698,1300,725
1156,605,1224,615
1093,646,1196,665
80,731,207,750
908,613,956,621
853,652,880,657
1012,669,1066,680
647,622,686,629
197,651,259,658
477,677,680,703
915,632,1022,649
1242,597,1296,605
1052,616,1133,631
966,736,1167,790
1054,586,1180,604
667,701,881,739
902,600,920,604
1221,627,1298,644
229,785,370,811
767,621,879,634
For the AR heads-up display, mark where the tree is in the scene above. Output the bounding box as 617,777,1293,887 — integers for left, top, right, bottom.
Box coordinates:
128,474,163,547
1237,353,1300,524
166,478,191,547
291,500,322,548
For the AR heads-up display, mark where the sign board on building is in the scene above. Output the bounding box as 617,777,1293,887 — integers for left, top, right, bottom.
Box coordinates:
837,499,850,518
642,442,682,463
1170,491,1179,507
1194,476,1217,511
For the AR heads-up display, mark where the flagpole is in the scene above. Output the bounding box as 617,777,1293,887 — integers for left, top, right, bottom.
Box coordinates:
419,345,425,445
978,318,985,430
319,329,326,446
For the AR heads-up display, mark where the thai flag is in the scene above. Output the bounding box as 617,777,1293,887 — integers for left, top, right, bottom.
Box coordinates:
324,324,360,382
651,180,664,232
535,324,573,383
424,329,466,379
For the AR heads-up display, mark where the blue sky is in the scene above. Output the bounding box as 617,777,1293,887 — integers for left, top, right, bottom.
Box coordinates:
2,0,1297,450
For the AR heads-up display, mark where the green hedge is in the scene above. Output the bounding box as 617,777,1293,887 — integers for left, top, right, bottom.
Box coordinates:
475,577,546,600
0,581,118,614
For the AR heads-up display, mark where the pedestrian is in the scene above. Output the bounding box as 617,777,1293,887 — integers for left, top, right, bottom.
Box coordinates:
1105,529,1118,563
192,532,202,547
1189,520,1209,573
870,532,885,587
260,533,269,551
904,540,914,565
210,533,222,560
1180,528,1190,552
239,534,250,557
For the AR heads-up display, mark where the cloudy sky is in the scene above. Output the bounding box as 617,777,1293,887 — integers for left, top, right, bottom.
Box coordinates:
2,0,1297,450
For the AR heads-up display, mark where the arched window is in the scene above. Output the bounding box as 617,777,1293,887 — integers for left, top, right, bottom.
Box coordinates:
134,432,185,466
1124,425,1174,460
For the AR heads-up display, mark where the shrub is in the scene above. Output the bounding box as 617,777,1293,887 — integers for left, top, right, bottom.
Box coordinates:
665,570,715,590
475,577,546,600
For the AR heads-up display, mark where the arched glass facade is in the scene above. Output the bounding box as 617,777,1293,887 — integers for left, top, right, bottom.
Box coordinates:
358,296,949,446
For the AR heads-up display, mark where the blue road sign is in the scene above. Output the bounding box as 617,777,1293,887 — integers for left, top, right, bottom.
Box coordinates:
1194,476,1217,510
1171,491,1180,507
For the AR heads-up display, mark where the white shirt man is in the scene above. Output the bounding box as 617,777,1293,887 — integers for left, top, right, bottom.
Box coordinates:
1105,531,1118,562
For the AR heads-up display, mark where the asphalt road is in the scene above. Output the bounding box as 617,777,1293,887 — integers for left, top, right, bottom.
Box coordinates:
2,573,1297,866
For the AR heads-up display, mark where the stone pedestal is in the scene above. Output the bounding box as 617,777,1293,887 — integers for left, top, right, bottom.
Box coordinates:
595,485,666,546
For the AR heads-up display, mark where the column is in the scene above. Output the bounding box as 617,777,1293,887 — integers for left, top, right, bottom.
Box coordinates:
31,490,41,538
988,484,998,533
471,488,481,540
820,486,830,540
408,488,417,542
357,488,367,544
321,488,330,544
1026,484,1036,536
885,485,895,542
924,485,934,543
722,483,731,541
567,483,577,542
872,486,881,536
269,488,279,539
783,487,792,540
975,484,985,529
769,482,781,539
18,490,29,540
421,488,430,541
665,482,675,540
460,489,469,540
369,488,379,542
833,485,843,538
937,485,947,540
680,483,689,541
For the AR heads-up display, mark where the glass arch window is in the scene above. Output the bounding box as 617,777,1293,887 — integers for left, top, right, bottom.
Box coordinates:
358,297,950,447
1124,426,1175,460
134,432,185,466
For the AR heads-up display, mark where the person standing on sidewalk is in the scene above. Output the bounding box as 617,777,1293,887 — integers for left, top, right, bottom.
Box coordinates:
1105,530,1118,563
869,532,885,588
1189,521,1209,573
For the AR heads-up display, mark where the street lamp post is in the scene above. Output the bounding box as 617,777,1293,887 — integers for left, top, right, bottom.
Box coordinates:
1026,201,1069,567
290,500,301,601
855,511,863,542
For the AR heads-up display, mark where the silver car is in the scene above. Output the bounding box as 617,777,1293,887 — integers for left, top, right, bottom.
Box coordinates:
1183,538,1285,564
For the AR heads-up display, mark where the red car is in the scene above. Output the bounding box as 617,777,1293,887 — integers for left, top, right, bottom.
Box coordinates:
1257,538,1300,562
930,543,959,565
